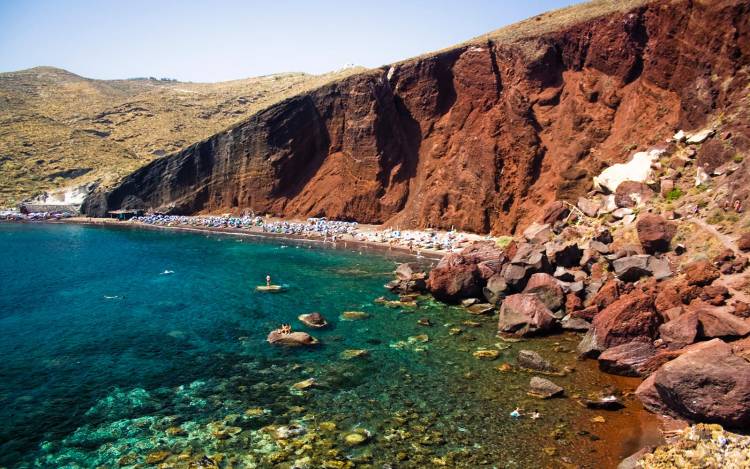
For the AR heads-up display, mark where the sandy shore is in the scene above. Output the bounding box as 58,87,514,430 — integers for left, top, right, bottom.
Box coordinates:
42,217,481,261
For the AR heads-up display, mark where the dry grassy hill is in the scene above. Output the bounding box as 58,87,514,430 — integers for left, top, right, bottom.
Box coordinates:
0,66,364,206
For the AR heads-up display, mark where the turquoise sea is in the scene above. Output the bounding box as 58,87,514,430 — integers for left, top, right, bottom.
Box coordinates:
0,223,658,468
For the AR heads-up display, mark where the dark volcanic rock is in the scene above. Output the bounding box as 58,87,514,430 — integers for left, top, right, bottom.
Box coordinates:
612,255,651,282
636,214,676,254
498,293,557,336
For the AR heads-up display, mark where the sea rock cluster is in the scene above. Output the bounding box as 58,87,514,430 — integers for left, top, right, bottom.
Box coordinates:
396,139,750,438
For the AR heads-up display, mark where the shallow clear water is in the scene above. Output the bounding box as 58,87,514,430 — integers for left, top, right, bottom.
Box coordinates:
0,223,657,468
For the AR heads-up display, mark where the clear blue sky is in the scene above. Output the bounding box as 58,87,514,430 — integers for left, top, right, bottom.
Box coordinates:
0,0,580,82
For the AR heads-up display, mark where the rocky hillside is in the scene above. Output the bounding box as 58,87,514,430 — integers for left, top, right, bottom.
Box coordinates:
0,66,363,206
84,0,750,235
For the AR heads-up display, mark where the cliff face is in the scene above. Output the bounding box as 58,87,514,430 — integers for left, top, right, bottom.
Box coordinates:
83,0,750,234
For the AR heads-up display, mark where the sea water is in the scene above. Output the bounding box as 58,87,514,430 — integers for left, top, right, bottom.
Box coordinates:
0,223,658,468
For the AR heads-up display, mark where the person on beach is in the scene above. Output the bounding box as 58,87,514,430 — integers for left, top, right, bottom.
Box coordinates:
266,275,271,287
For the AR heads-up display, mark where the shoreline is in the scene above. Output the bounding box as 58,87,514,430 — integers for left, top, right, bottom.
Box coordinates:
0,217,667,467
7,217,451,261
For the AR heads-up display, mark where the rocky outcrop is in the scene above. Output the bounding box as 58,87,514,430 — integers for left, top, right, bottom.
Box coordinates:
83,0,750,236
636,339,750,428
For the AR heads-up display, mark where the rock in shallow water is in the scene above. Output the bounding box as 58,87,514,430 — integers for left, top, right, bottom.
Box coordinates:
267,331,319,346
517,350,560,374
528,377,564,399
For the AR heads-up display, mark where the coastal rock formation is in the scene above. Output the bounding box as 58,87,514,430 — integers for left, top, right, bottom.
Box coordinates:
637,339,750,428
83,0,750,236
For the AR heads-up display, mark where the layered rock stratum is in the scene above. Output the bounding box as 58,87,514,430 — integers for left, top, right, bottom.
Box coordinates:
81,0,750,235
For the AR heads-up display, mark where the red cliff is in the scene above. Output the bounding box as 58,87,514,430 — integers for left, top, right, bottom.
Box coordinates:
83,0,750,234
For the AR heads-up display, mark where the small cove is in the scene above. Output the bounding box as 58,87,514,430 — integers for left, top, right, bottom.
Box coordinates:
0,223,660,468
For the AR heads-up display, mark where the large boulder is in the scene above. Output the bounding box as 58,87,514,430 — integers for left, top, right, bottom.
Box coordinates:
498,293,557,336
659,308,750,348
639,339,750,428
683,259,720,286
612,255,651,282
427,253,482,302
578,292,661,357
636,214,676,254
523,273,564,312
390,263,427,293
267,331,319,347
598,339,657,377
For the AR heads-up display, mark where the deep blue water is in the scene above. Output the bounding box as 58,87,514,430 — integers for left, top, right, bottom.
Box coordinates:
0,223,655,468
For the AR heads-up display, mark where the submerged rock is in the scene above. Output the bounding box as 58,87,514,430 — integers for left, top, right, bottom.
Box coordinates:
473,349,500,360
517,350,560,374
340,311,370,321
340,349,369,360
344,428,371,446
298,312,328,328
528,377,564,399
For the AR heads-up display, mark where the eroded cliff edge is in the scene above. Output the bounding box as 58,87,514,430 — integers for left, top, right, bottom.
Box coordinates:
83,0,750,234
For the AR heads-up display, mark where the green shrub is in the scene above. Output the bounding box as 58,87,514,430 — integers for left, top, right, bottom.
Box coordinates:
734,154,744,163
665,188,683,201
495,236,514,249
